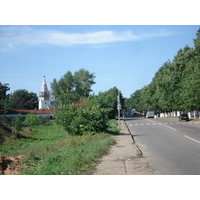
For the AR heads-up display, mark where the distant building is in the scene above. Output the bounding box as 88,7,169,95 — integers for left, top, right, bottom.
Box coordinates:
0,109,55,119
38,76,52,109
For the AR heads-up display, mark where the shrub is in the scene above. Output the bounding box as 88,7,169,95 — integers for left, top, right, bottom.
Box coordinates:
24,113,39,127
11,114,23,134
55,99,111,135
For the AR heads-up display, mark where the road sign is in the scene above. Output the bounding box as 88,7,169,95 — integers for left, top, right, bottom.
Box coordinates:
117,103,122,110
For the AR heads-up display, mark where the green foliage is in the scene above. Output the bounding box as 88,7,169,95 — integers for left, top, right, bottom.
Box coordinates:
127,28,200,113
23,113,48,127
24,113,39,127
92,87,124,119
0,122,116,175
0,82,10,100
55,98,111,135
73,68,96,99
0,82,10,109
11,114,22,134
23,134,115,175
51,71,74,97
51,68,95,104
9,89,38,109
0,116,13,144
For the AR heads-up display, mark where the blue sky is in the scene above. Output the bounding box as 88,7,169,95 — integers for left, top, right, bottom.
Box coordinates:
0,25,199,98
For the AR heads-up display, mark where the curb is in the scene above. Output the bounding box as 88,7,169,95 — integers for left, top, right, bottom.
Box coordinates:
123,119,143,157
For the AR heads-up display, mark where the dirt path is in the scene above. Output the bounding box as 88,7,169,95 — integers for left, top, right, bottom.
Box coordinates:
93,120,159,175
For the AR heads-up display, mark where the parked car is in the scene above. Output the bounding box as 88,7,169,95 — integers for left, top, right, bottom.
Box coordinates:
179,114,189,121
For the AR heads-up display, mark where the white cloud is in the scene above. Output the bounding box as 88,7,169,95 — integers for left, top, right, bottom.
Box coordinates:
0,26,174,52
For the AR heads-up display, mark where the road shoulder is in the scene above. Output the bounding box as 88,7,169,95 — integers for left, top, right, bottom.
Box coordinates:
93,120,158,175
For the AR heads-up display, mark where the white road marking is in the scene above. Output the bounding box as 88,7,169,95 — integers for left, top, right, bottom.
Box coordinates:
146,119,156,123
158,123,176,131
185,135,200,144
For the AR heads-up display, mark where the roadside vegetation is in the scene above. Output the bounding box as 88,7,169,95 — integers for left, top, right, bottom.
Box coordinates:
0,118,118,175
1,68,123,175
125,29,200,114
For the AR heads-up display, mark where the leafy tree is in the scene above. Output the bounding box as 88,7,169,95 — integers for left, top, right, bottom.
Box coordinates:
51,69,95,104
93,87,124,119
55,92,77,108
51,71,74,97
0,82,10,109
124,98,133,113
193,28,200,54
128,29,200,114
9,89,38,109
74,68,96,99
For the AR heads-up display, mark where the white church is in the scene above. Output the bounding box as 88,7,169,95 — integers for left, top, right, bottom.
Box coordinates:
38,76,54,109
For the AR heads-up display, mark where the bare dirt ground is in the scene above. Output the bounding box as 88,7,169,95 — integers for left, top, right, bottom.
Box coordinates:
93,120,159,175
0,155,24,175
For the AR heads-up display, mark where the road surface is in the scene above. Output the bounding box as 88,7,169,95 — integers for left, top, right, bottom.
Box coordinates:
125,117,200,175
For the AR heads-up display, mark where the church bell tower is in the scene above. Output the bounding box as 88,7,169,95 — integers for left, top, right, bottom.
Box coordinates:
39,76,50,109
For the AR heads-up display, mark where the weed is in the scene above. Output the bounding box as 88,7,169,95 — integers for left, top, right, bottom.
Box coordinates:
0,120,116,175
145,161,151,169
136,149,143,158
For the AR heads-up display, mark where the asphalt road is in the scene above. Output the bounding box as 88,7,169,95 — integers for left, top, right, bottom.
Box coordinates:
124,117,200,175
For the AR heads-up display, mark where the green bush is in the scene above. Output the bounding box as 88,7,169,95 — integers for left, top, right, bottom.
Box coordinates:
55,99,111,135
24,113,49,127
11,114,23,134
24,113,39,127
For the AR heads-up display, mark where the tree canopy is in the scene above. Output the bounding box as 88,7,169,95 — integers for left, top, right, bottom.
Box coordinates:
9,89,38,109
127,28,200,113
0,82,10,109
51,68,96,106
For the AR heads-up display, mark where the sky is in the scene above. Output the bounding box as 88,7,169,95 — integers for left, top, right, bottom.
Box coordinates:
0,25,199,98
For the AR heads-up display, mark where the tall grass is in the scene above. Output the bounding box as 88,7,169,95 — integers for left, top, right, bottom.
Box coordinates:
0,120,117,175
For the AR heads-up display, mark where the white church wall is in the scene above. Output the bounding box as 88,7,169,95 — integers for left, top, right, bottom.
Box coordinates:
39,100,51,109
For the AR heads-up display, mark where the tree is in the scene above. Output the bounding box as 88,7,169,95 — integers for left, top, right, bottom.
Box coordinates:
128,29,200,114
51,68,96,105
0,82,10,109
51,71,74,97
92,87,124,119
74,68,96,99
9,89,38,109
193,28,200,54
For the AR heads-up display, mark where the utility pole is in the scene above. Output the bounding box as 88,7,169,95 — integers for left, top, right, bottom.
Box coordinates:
117,90,121,129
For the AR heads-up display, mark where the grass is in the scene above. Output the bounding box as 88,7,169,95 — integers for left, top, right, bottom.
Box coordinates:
0,120,117,175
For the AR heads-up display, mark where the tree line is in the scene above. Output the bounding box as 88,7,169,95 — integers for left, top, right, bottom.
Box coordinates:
126,29,200,114
0,84,38,110
1,68,124,135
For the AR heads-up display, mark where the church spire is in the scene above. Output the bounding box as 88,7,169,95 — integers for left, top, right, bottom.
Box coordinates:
39,76,50,101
